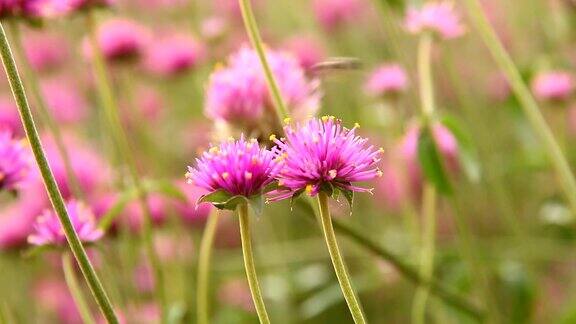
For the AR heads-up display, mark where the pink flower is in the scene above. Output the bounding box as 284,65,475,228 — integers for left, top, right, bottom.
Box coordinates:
123,194,168,232
0,185,46,249
205,46,320,126
28,200,104,246
175,180,212,225
282,36,326,71
143,33,205,77
186,136,282,198
364,64,409,98
200,16,228,41
312,0,363,31
83,19,151,63
0,0,19,18
270,116,384,200
531,71,574,102
0,131,31,192
41,78,88,123
23,31,69,73
405,2,465,39
0,97,22,136
33,279,82,324
21,0,73,18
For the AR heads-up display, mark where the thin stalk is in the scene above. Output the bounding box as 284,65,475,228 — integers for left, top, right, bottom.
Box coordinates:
238,0,288,124
317,192,367,324
0,22,119,324
462,0,576,216
63,252,97,324
196,210,220,324
84,11,167,322
238,203,271,324
412,33,438,323
7,21,84,200
412,185,437,324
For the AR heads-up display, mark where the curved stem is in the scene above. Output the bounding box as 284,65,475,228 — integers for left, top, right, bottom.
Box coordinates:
7,21,84,200
63,252,97,324
0,22,119,324
462,0,576,216
84,11,167,323
317,192,367,324
238,0,288,123
196,210,220,324
238,203,271,324
412,185,437,324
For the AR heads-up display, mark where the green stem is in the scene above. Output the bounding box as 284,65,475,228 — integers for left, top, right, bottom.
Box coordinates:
238,0,288,123
317,192,367,324
7,21,84,200
84,11,167,323
238,203,271,324
462,0,576,216
0,22,119,324
63,252,97,324
418,33,435,119
412,185,437,324
196,210,220,324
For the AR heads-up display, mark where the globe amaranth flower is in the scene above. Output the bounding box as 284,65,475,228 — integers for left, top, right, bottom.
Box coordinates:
312,0,364,32
186,136,282,206
205,46,320,129
364,64,409,98
27,200,104,246
282,36,326,71
405,2,465,40
143,33,205,78
531,71,574,102
83,18,151,63
0,131,31,192
23,31,69,73
270,116,384,201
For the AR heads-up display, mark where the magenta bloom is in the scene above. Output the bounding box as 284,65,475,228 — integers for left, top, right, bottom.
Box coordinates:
28,200,103,246
312,0,363,31
0,0,18,18
531,71,574,102
205,46,320,126
0,131,31,191
405,2,465,40
175,180,212,225
282,36,326,71
270,117,383,200
144,33,205,77
83,19,151,63
41,78,88,123
0,97,22,136
23,31,69,72
364,64,409,98
186,136,282,199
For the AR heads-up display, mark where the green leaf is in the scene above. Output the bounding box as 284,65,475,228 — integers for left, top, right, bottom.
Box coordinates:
213,195,249,211
319,182,334,196
263,181,279,194
340,188,354,209
440,115,482,183
199,190,251,211
417,126,453,194
198,189,233,205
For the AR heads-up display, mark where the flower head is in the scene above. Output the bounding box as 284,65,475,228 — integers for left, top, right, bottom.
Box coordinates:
312,0,363,31
83,19,151,63
186,136,282,199
205,46,320,128
23,31,69,72
364,64,409,98
27,200,103,246
270,117,383,200
282,36,326,71
531,71,574,102
0,131,31,192
405,2,465,40
144,33,205,78
0,0,19,18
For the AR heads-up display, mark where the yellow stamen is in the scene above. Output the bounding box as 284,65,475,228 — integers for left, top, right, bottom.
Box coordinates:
305,184,314,194
244,172,253,180
269,134,277,141
283,117,292,124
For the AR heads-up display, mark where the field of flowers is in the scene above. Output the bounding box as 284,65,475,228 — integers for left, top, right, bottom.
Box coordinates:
2,0,576,323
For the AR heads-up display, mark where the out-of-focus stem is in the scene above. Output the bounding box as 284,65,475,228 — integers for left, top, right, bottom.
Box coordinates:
197,210,220,324
63,252,97,324
317,192,367,324
238,0,288,123
84,11,167,323
462,0,576,216
238,203,271,324
7,21,84,200
0,22,119,324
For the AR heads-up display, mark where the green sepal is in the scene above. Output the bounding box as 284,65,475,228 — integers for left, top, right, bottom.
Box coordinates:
417,125,453,195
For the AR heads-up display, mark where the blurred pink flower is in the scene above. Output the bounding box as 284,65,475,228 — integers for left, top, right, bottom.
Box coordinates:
312,0,363,31
41,78,88,123
0,0,19,18
21,0,73,18
174,180,211,225
205,45,320,125
23,31,69,73
33,278,82,324
0,97,21,136
123,194,168,232
83,19,151,63
405,2,465,39
375,159,408,212
134,86,164,120
218,279,255,312
0,131,32,192
531,71,574,102
134,262,155,293
144,33,205,77
0,185,46,249
200,16,228,41
28,200,103,246
364,64,409,98
282,36,326,71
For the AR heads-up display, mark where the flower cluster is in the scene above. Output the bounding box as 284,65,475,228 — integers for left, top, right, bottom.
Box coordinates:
144,33,205,78
405,2,465,40
531,71,574,102
270,116,384,200
205,46,320,128
0,131,31,192
364,64,409,98
27,200,104,246
186,136,283,198
83,19,151,63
